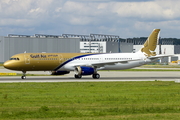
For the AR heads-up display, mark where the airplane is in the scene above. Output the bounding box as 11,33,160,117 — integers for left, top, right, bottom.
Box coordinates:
3,29,168,79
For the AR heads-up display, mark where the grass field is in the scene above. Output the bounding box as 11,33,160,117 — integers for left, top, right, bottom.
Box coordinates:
1,81,180,120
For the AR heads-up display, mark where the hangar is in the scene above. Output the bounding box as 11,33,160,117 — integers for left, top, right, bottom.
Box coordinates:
0,34,80,63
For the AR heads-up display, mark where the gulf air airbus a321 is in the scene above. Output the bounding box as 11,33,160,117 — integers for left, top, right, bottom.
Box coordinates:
3,29,168,79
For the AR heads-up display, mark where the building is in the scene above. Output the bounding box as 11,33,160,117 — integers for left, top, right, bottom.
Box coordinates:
0,34,80,62
80,34,133,53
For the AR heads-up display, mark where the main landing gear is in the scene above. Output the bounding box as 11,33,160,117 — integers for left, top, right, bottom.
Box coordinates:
74,73,100,79
74,74,82,79
92,73,100,79
21,71,26,79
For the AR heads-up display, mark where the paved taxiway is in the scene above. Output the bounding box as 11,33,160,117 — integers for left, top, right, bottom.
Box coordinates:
0,67,180,83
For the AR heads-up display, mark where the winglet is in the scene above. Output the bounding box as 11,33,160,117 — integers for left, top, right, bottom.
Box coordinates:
141,29,160,57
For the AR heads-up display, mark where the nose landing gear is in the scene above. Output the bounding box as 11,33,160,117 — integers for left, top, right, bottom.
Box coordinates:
21,71,26,79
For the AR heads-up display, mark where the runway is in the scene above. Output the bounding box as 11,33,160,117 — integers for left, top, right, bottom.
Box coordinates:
1,70,180,83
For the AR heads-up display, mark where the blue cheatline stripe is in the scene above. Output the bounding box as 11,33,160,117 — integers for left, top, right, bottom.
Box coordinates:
54,53,102,71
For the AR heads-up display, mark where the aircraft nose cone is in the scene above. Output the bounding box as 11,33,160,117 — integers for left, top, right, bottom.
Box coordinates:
3,61,15,70
3,61,11,69
3,61,21,71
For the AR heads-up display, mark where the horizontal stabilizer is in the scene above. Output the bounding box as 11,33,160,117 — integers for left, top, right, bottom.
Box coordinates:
148,54,174,60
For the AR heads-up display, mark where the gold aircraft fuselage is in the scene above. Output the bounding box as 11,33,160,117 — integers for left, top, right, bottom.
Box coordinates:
4,53,90,71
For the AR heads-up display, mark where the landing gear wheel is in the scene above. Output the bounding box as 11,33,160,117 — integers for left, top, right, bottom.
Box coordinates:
92,73,100,79
21,76,26,79
74,74,82,79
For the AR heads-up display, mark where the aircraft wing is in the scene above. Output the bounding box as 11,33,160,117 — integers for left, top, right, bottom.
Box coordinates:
74,58,142,68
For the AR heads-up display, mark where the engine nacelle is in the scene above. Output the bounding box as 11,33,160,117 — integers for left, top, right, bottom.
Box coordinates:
51,71,70,75
75,66,95,75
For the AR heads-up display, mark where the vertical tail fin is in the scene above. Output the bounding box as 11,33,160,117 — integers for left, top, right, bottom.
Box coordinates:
140,29,160,57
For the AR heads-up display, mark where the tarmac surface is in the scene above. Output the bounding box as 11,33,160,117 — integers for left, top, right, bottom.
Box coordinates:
0,67,180,83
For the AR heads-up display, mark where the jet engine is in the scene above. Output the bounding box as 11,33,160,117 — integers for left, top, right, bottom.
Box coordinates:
75,66,95,75
51,71,70,75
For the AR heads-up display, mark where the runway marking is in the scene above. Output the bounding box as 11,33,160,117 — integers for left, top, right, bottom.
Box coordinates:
0,73,17,76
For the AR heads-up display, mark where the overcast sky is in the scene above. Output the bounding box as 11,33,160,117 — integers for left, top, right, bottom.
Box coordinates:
0,0,180,38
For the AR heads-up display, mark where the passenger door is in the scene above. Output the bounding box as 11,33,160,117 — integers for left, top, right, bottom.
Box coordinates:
24,55,30,64
59,54,63,63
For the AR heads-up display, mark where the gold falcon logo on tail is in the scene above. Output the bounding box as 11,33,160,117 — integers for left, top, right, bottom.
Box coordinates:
141,29,160,57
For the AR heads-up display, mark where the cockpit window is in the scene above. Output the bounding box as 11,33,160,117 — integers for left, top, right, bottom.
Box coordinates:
10,58,20,60
10,58,16,60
